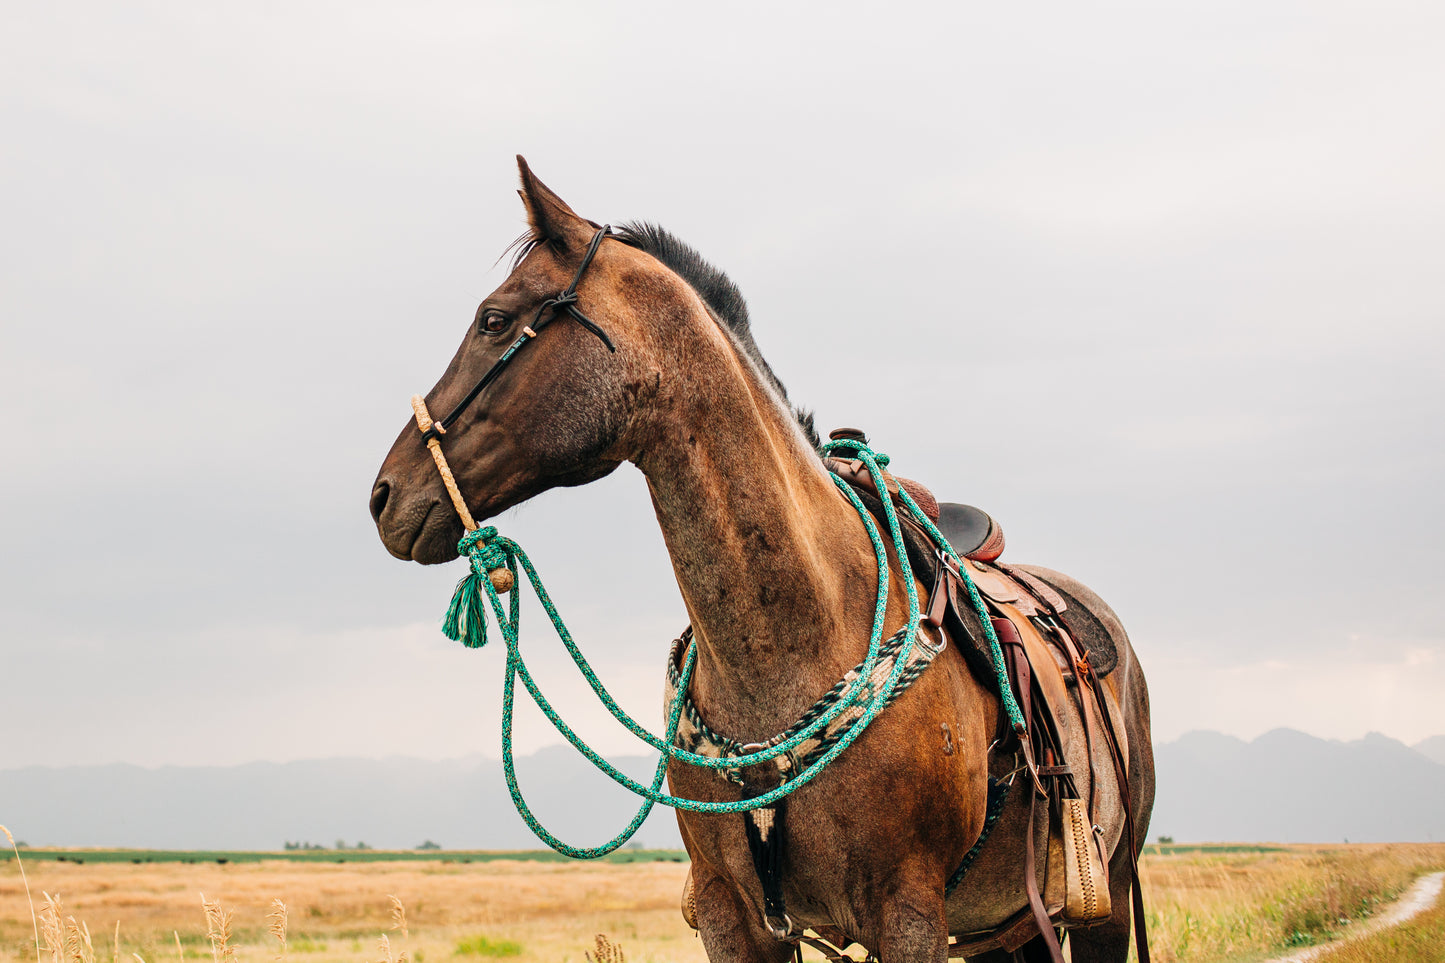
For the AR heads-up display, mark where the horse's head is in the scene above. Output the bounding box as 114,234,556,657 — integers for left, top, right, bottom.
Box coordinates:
370,157,676,563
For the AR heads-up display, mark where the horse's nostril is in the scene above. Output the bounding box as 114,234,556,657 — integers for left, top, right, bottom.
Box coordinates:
370,480,391,523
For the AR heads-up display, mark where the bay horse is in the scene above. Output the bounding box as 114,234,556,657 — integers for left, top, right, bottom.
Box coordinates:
370,157,1154,963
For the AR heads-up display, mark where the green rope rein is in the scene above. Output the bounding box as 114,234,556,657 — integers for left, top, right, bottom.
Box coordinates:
440,440,1023,858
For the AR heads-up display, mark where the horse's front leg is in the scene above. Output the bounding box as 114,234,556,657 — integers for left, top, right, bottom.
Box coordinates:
876,886,949,963
692,864,795,963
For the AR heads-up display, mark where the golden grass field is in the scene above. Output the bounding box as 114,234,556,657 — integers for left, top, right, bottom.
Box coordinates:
1138,843,1445,963
1314,872,1445,963
3,843,1444,963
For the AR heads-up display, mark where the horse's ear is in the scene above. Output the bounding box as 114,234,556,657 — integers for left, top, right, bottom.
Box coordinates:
516,155,595,250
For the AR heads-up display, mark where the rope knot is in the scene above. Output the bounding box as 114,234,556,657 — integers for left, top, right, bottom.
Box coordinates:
458,525,497,554
445,526,514,649
460,525,509,570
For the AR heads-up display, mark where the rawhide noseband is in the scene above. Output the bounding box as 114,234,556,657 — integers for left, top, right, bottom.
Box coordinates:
410,226,615,532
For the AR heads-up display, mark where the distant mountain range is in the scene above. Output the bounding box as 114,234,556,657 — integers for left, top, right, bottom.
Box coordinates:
1151,729,1445,843
0,747,688,851
3,731,1442,849
1414,734,1445,766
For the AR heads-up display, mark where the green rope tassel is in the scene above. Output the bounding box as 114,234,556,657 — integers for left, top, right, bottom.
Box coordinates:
443,526,511,648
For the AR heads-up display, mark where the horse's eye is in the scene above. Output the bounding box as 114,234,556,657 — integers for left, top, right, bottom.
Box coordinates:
480,312,510,334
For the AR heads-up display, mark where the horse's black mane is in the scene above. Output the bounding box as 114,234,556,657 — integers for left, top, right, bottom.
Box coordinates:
613,221,820,449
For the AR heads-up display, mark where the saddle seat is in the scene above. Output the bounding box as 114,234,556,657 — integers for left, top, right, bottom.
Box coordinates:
936,501,1006,563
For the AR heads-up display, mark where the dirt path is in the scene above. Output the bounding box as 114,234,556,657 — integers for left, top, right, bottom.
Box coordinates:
1260,870,1445,963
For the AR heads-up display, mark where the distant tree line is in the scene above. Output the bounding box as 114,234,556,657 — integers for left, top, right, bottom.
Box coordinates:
281,839,444,850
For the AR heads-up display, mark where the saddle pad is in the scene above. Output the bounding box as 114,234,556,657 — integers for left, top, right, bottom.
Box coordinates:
1002,566,1120,678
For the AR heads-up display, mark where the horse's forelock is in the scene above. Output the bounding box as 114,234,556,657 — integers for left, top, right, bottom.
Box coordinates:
502,231,543,272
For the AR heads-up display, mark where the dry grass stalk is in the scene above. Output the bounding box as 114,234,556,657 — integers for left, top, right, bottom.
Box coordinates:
197,895,232,963
387,895,407,939
62,917,96,963
1,825,42,963
111,922,119,963
373,934,406,963
38,894,64,963
265,899,288,960
131,955,147,963
585,934,625,963
171,932,182,963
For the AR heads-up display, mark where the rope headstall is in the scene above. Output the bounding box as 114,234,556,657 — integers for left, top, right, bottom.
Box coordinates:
408,225,617,647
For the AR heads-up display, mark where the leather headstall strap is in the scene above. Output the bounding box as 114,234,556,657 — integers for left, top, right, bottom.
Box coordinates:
419,226,616,446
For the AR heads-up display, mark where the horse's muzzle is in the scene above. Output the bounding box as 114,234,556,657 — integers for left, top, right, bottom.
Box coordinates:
370,478,461,564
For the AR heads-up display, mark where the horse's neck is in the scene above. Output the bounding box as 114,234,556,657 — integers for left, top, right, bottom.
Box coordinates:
637,343,889,738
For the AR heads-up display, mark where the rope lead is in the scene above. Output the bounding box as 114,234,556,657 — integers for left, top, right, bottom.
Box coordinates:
423,435,1019,857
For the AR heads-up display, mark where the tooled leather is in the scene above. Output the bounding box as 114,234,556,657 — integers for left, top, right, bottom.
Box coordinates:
1061,797,1111,923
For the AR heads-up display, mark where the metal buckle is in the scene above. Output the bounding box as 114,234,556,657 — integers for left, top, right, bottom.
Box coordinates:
739,742,800,776
915,617,947,656
764,913,797,940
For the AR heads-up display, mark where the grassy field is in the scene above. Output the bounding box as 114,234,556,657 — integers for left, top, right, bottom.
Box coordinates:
3,844,1443,963
0,851,688,867
0,854,705,963
1313,874,1445,963
1138,843,1445,962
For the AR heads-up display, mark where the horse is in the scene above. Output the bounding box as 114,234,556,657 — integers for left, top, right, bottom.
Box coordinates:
370,157,1155,963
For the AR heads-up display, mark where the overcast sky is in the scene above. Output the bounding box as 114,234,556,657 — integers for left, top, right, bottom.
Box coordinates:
2,1,1442,771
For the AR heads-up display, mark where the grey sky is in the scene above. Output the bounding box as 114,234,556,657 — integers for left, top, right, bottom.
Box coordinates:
2,1,1442,769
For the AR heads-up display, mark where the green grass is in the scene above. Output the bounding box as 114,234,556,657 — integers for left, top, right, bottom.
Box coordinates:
452,935,523,958
1140,843,1289,856
0,847,688,865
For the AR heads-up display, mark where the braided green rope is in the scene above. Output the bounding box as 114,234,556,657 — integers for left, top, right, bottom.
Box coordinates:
821,438,1025,733
440,441,1018,856
444,446,910,773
